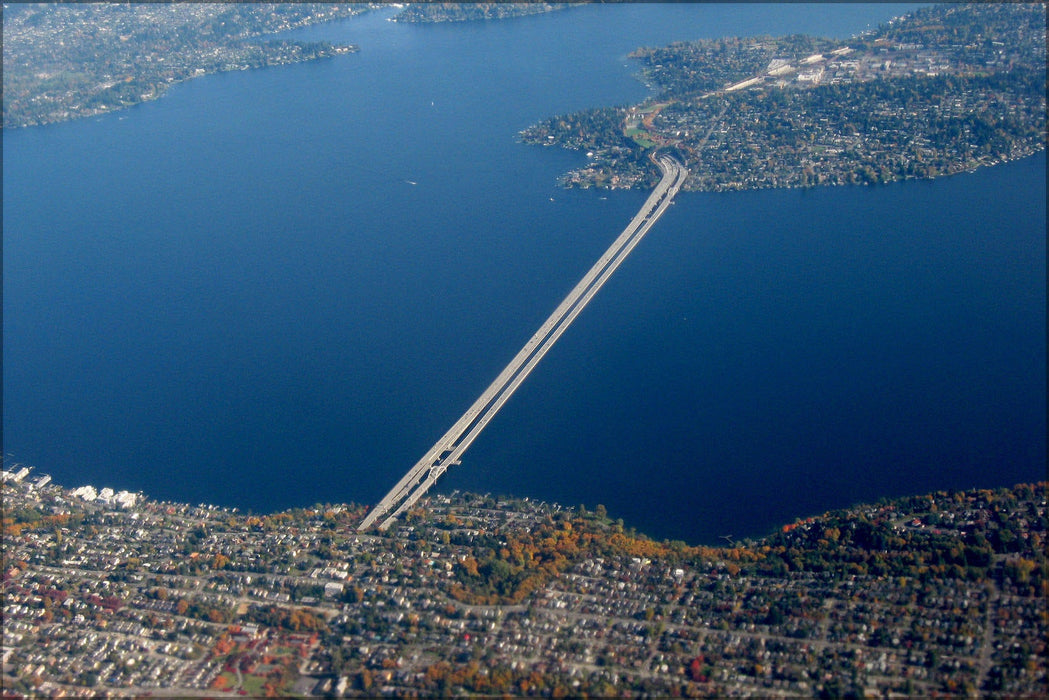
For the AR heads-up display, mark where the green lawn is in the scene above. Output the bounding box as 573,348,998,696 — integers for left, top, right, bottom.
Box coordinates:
241,671,271,696
625,128,658,149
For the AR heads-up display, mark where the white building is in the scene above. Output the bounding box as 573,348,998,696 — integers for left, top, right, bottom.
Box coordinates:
71,485,99,501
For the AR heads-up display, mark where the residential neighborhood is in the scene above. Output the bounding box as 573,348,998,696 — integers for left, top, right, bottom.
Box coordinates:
521,3,1046,192
2,3,365,129
3,465,1044,697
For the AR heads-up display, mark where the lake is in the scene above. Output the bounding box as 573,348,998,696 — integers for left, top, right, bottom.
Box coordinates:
3,3,1044,544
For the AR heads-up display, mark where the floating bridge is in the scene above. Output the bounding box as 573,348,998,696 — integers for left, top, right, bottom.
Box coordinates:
359,155,688,531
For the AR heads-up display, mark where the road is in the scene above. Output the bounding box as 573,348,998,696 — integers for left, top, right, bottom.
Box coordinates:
359,155,688,531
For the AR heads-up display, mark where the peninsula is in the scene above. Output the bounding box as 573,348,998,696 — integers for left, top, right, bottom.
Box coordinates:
520,3,1046,191
3,468,1044,697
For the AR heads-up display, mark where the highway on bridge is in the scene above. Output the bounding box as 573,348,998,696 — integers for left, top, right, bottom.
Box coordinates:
359,155,688,531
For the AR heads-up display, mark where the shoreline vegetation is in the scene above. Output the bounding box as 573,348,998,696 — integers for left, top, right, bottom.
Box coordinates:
3,469,1045,696
1,3,369,129
389,2,571,24
519,3,1046,191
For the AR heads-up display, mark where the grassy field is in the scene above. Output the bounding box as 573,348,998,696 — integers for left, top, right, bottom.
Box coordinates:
625,128,658,149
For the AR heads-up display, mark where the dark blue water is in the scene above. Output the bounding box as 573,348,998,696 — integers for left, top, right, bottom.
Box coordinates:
4,4,1044,544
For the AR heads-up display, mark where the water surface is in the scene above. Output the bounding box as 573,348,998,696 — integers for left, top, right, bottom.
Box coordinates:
4,3,1043,543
